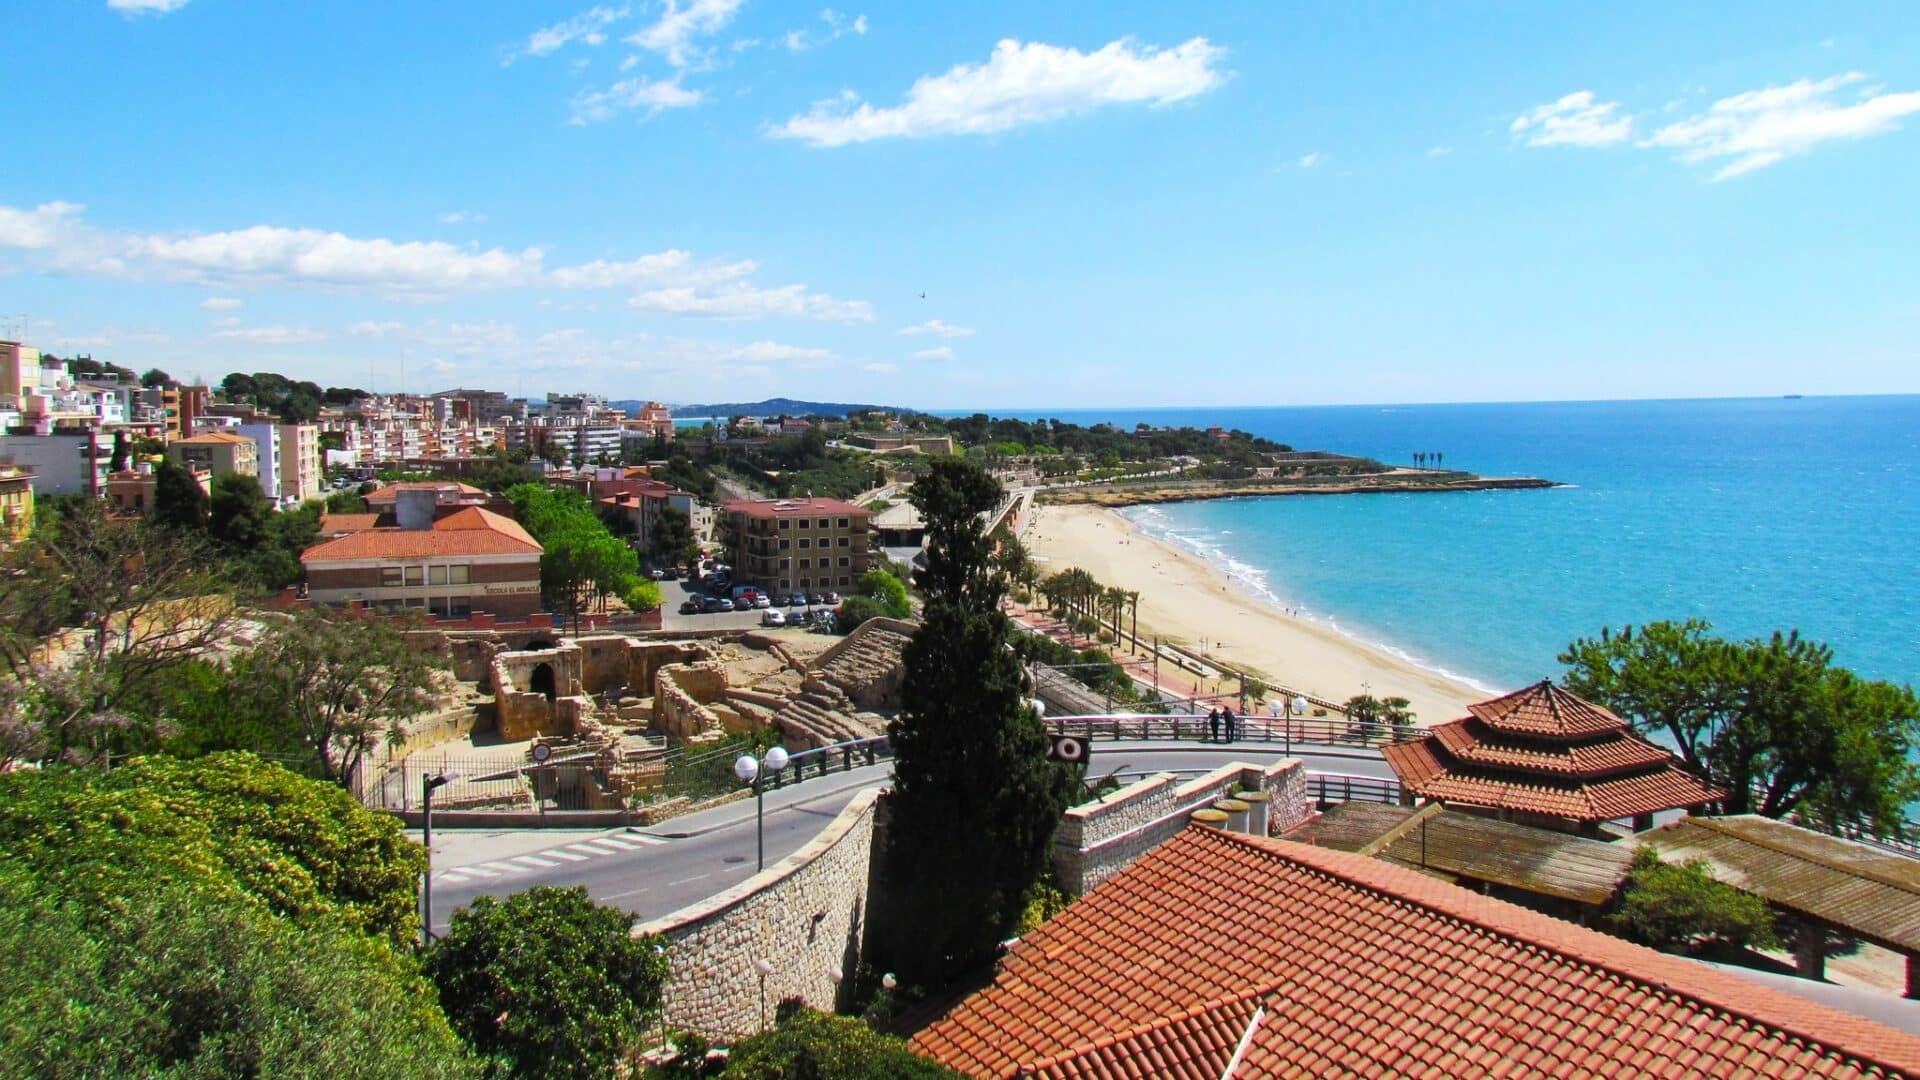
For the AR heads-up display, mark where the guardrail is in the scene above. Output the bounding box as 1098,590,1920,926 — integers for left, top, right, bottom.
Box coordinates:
1047,713,1424,751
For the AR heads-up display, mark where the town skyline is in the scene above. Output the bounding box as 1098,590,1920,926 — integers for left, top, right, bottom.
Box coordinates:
6,1,1920,406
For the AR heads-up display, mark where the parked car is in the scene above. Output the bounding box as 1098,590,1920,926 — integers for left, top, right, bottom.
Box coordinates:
808,593,826,606
760,609,786,627
822,591,841,605
753,594,771,608
648,568,666,580
678,599,703,615
788,594,807,608
703,596,735,613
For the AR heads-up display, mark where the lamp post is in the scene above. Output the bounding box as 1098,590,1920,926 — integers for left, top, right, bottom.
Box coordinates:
420,768,460,945
734,745,791,872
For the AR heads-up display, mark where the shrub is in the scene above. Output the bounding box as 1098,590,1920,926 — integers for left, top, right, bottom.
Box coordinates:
1606,847,1779,951
719,1009,962,1079
426,886,670,1080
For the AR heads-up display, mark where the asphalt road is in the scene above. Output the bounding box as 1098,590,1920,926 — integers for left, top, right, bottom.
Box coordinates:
423,742,1396,935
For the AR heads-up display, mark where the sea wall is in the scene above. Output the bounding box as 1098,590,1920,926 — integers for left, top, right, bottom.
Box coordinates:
1052,758,1308,894
636,788,880,1043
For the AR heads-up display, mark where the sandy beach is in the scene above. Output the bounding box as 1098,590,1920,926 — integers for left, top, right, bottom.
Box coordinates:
1021,503,1489,727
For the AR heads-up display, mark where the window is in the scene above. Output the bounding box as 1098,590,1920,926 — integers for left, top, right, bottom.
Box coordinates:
798,538,810,549
800,576,810,587
778,518,791,530
838,536,849,547
817,518,829,530
404,566,424,587
837,517,848,528
448,597,470,619
839,576,851,587
838,557,849,567
797,517,810,529
450,565,470,585
780,538,790,550
799,558,811,569
429,565,449,586
381,567,403,587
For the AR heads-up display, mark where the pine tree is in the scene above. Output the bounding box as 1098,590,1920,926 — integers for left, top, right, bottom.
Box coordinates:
152,461,209,532
876,457,1074,987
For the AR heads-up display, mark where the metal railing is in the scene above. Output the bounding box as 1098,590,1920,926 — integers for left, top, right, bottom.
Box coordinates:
1047,713,1424,750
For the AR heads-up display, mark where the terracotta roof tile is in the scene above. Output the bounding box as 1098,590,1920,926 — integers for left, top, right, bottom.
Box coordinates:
914,827,1920,1079
1467,679,1628,739
300,506,540,561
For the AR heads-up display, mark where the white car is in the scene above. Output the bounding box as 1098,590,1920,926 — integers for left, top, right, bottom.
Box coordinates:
761,609,787,627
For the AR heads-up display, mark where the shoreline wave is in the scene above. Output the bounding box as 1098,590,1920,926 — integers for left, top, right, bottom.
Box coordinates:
1119,505,1505,698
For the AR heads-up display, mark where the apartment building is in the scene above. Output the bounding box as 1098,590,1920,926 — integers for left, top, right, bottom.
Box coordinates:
0,465,34,543
167,431,259,481
720,497,874,593
278,423,323,502
0,431,110,495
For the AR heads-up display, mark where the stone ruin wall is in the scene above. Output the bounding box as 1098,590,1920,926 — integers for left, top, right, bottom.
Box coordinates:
655,660,731,741
1051,758,1309,895
637,788,881,1043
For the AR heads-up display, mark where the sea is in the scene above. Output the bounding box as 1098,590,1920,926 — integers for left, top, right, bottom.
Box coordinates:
975,396,1920,695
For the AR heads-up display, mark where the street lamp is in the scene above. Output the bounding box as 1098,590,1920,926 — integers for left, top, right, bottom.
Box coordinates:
734,745,791,872
420,768,460,944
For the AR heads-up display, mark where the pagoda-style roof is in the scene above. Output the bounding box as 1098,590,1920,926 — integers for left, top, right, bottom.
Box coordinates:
1382,679,1725,824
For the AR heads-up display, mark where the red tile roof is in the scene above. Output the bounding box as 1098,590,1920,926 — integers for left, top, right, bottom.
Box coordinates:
1381,680,1726,823
1468,678,1628,738
317,511,381,535
362,480,486,504
300,506,540,561
913,826,1920,1079
722,496,872,520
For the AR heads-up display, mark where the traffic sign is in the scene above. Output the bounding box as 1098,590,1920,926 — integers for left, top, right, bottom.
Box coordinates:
531,743,553,763
1047,734,1090,764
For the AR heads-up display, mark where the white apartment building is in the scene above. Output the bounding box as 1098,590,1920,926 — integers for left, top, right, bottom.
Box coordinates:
278,423,323,503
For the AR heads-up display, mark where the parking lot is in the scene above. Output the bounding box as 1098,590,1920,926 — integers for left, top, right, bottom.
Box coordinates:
657,578,840,633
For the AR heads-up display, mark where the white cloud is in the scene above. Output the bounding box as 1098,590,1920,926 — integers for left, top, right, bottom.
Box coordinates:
438,210,486,224
0,201,870,321
863,361,896,374
852,14,867,34
912,346,954,360
200,296,242,311
630,282,873,321
786,10,867,52
1642,73,1920,179
108,0,189,15
1511,90,1635,147
898,318,973,338
626,0,745,69
729,341,832,362
211,325,326,346
569,75,702,123
508,5,630,64
426,358,457,374
770,36,1228,147
1427,145,1452,158
1298,151,1323,168
783,29,811,52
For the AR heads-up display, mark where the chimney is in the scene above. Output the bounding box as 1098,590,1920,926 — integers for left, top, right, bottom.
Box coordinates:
396,487,439,530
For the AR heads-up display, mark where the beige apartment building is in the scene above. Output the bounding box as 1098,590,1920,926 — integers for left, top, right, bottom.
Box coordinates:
720,497,873,594
277,423,323,502
167,431,258,480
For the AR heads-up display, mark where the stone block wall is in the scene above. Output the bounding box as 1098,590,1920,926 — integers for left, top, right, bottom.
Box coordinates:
635,788,881,1043
1051,758,1308,895
655,661,730,741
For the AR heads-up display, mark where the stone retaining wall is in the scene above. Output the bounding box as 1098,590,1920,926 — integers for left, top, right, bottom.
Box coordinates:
635,788,880,1043
1051,758,1308,894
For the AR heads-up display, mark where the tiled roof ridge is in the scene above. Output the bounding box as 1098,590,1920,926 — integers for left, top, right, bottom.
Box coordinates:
1020,988,1267,1077
1468,678,1628,736
1218,828,1920,1073
1680,816,1920,899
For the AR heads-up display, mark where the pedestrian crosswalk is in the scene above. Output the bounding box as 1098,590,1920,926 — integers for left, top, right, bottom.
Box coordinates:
433,831,671,884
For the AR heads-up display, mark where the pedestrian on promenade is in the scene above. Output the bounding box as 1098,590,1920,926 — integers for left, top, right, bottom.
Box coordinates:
1207,707,1221,742
1223,706,1238,742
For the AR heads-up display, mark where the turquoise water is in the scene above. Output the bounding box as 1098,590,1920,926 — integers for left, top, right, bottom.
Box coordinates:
986,397,1920,693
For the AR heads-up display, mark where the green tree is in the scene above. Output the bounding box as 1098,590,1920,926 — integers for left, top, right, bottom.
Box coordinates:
716,1009,961,1079
877,457,1074,988
1380,696,1415,727
209,470,274,550
108,429,129,472
1561,620,1920,835
232,607,444,784
426,886,670,1080
153,459,210,531
647,505,700,568
139,366,173,387
855,568,911,619
510,484,642,630
1344,694,1382,726
1605,847,1779,952
835,594,887,634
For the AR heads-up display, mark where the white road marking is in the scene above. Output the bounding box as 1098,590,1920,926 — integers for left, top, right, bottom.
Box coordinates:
451,865,499,879
545,848,589,862
668,873,711,886
512,855,560,869
565,843,610,856
584,839,634,852
602,886,652,901
437,870,476,883
622,833,670,845
477,861,526,875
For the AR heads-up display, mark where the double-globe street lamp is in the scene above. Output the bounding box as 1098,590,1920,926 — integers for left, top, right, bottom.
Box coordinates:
733,745,791,872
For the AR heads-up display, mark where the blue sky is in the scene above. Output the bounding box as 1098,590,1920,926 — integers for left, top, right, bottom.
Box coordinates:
3,1,1918,408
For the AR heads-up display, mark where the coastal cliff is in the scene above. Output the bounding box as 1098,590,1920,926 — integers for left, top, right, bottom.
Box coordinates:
1038,472,1557,507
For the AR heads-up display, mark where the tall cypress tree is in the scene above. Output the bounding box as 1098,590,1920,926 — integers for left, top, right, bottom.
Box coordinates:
877,457,1073,987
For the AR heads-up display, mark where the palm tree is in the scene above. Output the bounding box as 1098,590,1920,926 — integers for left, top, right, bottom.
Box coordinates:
1381,696,1415,728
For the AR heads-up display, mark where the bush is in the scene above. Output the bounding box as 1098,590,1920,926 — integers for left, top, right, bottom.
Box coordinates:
1606,847,1779,951
0,752,425,946
426,886,670,1080
718,1009,961,1079
836,595,888,634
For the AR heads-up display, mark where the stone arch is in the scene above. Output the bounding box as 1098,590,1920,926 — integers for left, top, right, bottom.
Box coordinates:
529,662,556,702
